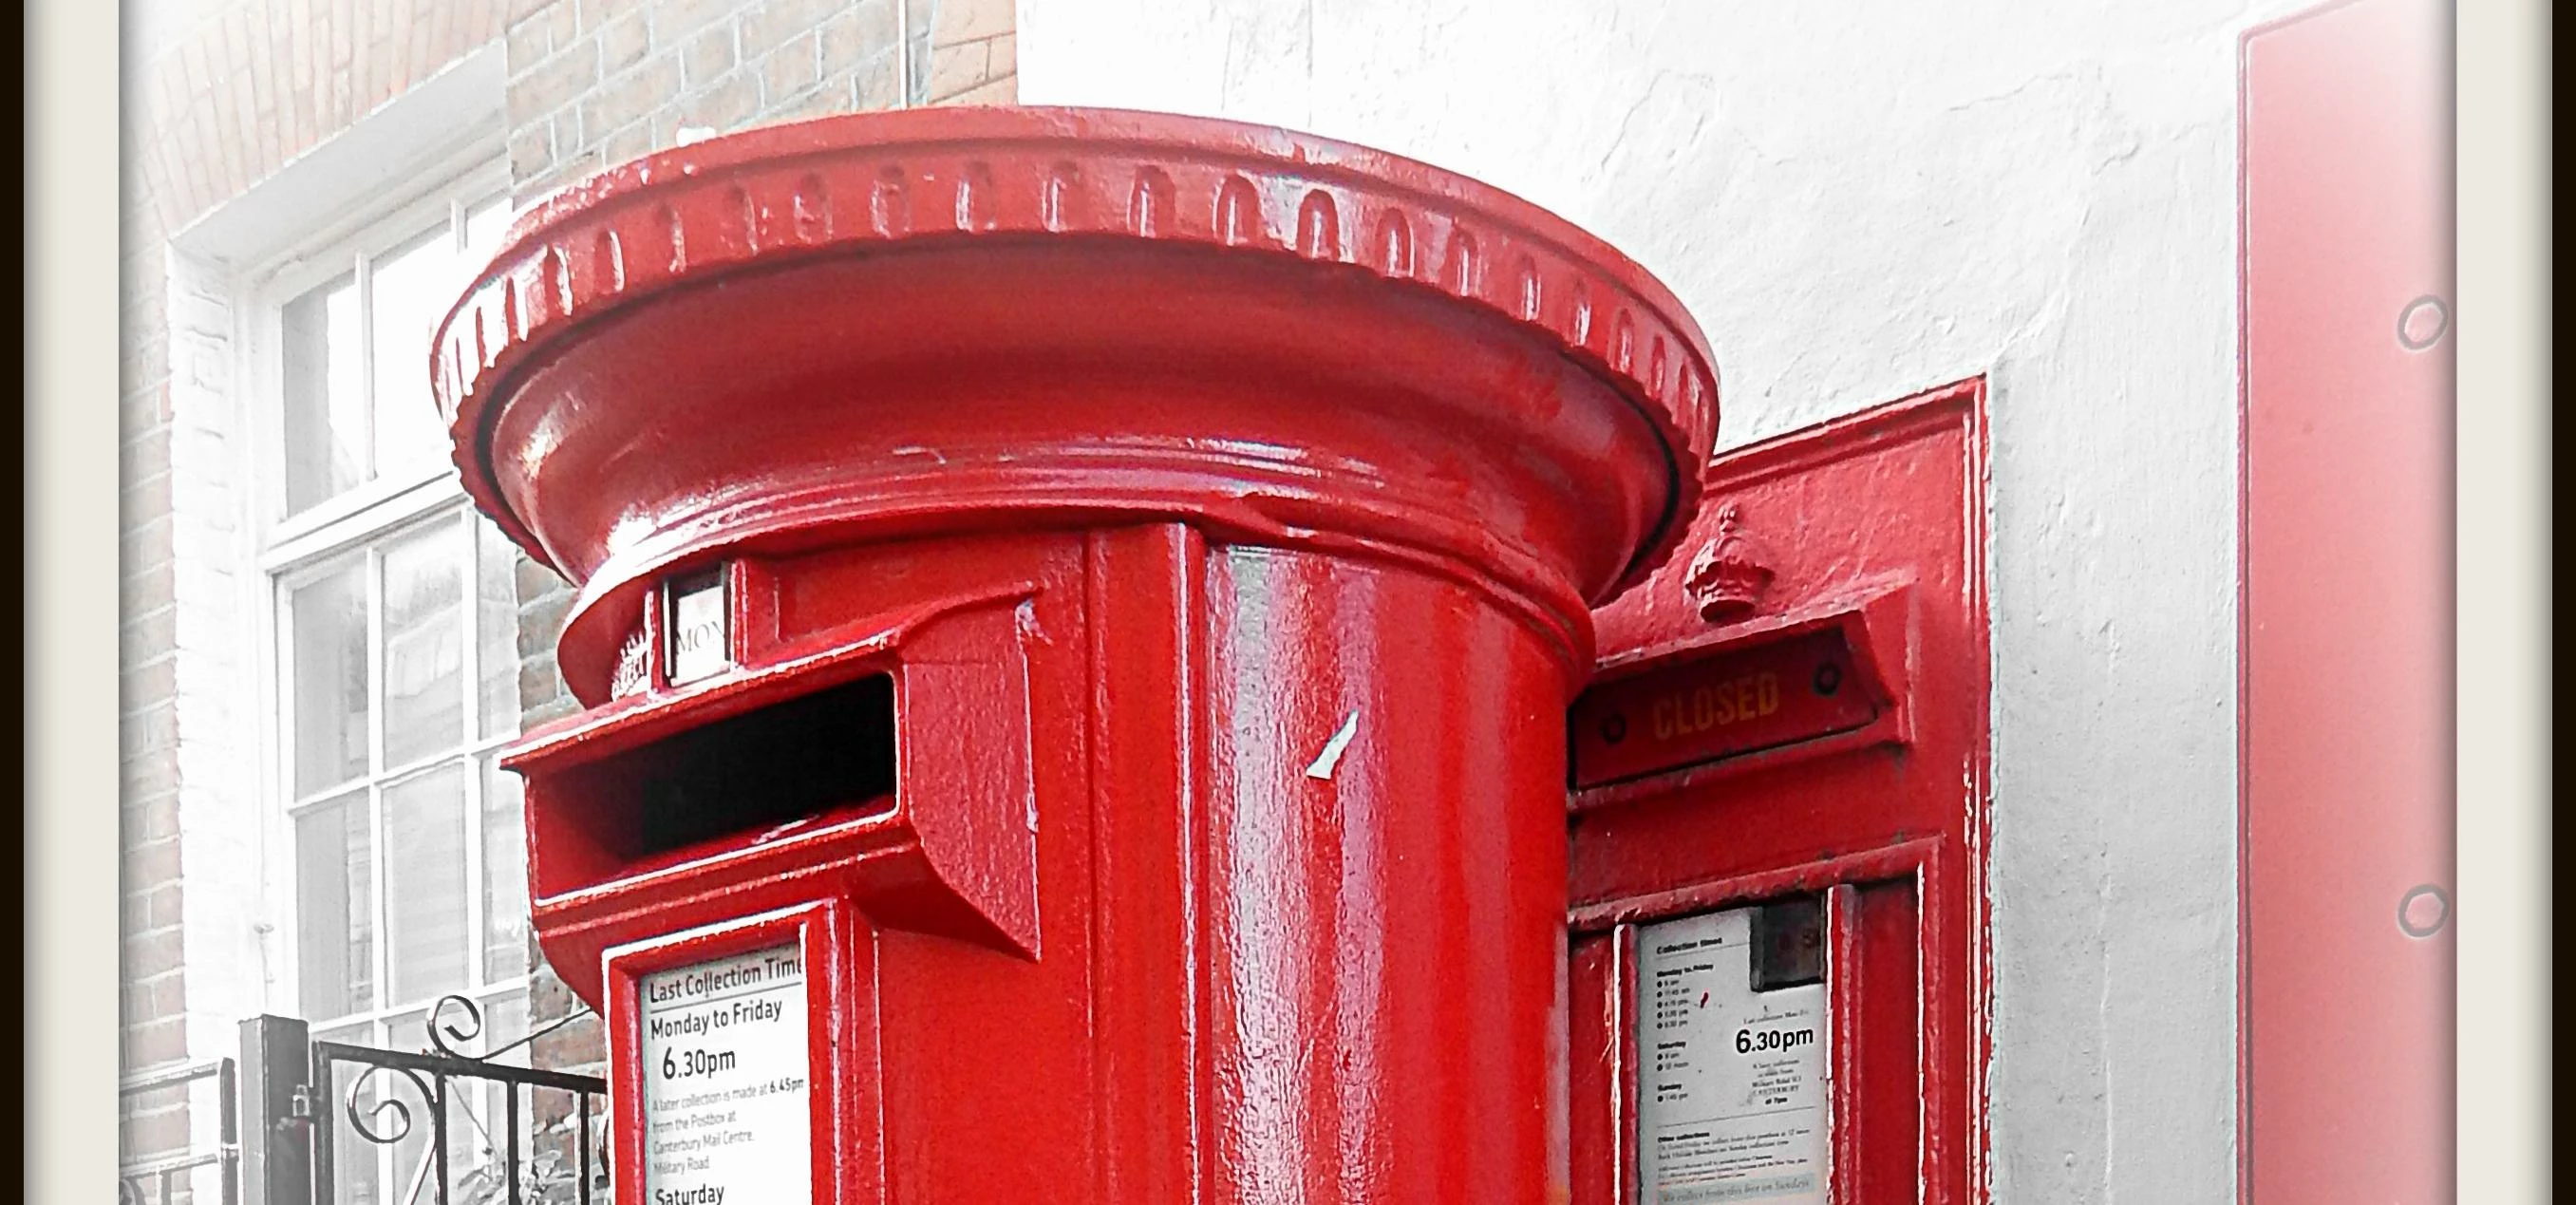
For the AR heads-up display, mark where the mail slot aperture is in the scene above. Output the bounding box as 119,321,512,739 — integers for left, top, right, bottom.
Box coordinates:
620,675,892,861
523,671,897,897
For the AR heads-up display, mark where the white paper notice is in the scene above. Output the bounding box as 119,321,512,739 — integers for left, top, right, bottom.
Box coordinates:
640,946,813,1205
1636,908,1828,1205
666,574,728,686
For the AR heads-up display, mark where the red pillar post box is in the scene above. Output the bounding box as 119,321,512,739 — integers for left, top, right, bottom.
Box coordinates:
434,108,1717,1204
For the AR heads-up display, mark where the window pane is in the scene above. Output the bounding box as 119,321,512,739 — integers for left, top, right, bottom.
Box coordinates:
477,518,521,741
369,225,460,484
479,988,531,1061
381,520,465,767
481,756,530,983
315,1021,385,1205
295,792,372,1019
291,556,370,796
283,272,367,513
384,993,529,1200
385,762,470,1006
462,991,546,1196
380,1006,475,1203
380,1008,432,1196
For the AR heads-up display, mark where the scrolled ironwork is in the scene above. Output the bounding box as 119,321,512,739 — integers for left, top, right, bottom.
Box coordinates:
344,1061,442,1146
426,991,595,1064
427,993,490,1060
310,1009,610,1205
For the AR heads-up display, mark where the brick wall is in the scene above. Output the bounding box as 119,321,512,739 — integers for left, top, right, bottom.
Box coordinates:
503,0,1016,202
498,0,1019,1084
119,0,526,1170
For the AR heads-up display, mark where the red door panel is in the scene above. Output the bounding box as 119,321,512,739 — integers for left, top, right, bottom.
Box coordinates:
1568,381,1989,1205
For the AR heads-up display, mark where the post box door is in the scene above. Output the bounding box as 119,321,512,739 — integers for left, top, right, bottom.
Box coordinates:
1567,380,1989,1205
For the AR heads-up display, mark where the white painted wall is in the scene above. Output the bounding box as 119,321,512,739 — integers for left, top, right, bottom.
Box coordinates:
162,248,272,1068
1019,2,2303,1198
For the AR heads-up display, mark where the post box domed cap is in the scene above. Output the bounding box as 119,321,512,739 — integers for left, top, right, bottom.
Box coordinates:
432,106,1720,689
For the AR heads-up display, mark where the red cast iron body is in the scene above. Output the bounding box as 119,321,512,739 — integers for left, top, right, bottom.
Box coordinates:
1563,381,1990,1205
434,107,1718,1203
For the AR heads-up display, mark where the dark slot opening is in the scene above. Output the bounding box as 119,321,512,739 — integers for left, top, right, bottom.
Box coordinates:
562,674,897,868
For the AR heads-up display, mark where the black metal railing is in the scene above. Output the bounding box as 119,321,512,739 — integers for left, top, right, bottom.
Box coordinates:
118,1058,240,1205
308,995,609,1205
124,1002,609,1205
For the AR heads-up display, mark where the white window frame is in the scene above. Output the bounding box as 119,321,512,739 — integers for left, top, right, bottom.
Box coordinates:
142,41,531,1202
240,141,533,1045
244,144,504,549
235,137,545,1204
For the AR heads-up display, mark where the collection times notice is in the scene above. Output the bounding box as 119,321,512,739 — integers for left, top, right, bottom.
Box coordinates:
1635,908,1828,1205
639,945,812,1205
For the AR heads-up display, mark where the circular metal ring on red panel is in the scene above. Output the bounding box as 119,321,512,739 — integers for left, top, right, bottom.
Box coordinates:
2396,883,2449,937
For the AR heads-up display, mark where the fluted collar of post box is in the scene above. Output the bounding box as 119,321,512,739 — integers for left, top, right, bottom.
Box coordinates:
430,106,1720,692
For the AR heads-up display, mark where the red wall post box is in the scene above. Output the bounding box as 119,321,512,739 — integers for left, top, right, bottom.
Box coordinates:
1565,381,1991,1205
433,108,1717,1203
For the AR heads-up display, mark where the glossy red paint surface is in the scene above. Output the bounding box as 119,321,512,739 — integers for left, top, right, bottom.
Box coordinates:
433,106,1717,704
2241,1,2454,1198
444,108,1716,1203
1566,381,1989,1205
